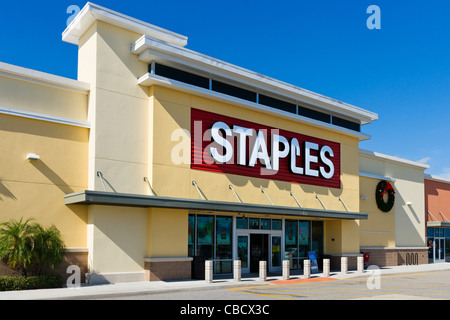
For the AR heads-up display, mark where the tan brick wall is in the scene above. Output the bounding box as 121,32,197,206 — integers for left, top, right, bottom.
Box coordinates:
361,249,398,266
397,249,428,266
145,261,192,281
360,248,428,267
0,250,88,282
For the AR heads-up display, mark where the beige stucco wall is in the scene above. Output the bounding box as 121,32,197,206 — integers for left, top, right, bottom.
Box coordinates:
0,88,89,248
78,21,149,195
87,205,147,273
359,151,427,248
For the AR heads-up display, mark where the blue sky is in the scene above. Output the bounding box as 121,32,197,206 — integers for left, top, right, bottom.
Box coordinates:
1,1,449,178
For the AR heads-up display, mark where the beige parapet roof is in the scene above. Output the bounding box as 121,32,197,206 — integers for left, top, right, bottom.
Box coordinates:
63,2,378,132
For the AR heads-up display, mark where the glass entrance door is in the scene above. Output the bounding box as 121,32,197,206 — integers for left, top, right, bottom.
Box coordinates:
237,236,249,273
249,234,269,273
435,238,445,262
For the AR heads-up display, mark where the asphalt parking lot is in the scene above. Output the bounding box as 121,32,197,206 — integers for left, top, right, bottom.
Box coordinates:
2,263,450,301
228,270,450,300
109,269,450,300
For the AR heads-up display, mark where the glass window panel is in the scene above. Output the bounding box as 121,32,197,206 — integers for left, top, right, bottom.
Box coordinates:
435,228,440,237
197,215,214,259
249,218,260,229
288,258,299,270
272,236,282,267
236,217,248,229
211,80,257,102
298,105,331,123
238,236,248,269
214,261,232,274
299,245,308,258
299,221,309,258
271,219,282,230
427,228,434,238
261,219,271,230
285,220,298,259
435,239,440,260
332,116,361,132
446,228,450,238
188,215,195,245
312,221,324,258
298,221,310,246
259,94,296,113
446,239,450,262
188,215,195,257
440,228,445,237
428,239,434,261
154,63,209,89
216,216,232,246
216,216,232,264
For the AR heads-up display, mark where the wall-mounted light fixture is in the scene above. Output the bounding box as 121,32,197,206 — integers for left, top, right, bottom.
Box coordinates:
406,201,413,206
26,153,40,160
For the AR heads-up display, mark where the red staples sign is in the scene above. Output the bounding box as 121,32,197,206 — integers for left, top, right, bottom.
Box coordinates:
191,108,341,189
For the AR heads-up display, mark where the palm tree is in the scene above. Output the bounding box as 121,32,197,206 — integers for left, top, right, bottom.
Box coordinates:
32,224,65,275
0,218,36,276
0,218,65,276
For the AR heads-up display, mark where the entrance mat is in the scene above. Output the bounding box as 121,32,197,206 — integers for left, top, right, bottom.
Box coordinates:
268,277,337,285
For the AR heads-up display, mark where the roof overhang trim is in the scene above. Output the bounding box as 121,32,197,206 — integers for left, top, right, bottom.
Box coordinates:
65,190,368,220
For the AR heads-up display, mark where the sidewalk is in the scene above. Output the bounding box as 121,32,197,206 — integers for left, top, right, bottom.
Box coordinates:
1,263,450,300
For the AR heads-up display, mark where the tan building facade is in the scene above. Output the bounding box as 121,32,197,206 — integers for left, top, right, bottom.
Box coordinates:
0,3,434,283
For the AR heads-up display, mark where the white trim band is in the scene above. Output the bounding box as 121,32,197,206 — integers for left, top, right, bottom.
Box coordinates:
425,174,450,184
144,257,193,262
63,2,188,47
359,171,396,182
360,246,428,250
64,247,89,253
0,106,91,129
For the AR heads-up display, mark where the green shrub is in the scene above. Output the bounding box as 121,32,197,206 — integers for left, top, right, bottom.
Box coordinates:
0,274,63,291
0,218,65,277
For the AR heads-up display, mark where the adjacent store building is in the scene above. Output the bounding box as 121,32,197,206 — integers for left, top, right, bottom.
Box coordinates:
425,175,450,263
0,3,445,283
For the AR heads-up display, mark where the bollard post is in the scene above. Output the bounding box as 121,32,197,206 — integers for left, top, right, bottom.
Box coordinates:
259,261,267,282
357,256,364,273
282,260,290,280
341,257,348,274
233,260,241,282
205,260,213,283
323,258,330,277
303,260,311,279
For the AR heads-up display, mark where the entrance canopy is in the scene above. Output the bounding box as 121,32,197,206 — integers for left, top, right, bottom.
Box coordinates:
65,190,368,220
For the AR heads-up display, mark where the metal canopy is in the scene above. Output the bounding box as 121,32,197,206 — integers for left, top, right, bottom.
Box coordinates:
64,190,368,220
427,221,450,228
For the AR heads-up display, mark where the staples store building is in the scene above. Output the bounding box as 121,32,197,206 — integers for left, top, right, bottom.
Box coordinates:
0,3,430,283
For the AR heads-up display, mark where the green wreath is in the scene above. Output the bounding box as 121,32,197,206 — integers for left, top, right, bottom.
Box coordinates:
375,180,395,212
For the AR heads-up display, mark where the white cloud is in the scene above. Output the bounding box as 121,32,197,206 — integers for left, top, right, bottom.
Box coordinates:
416,157,431,164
